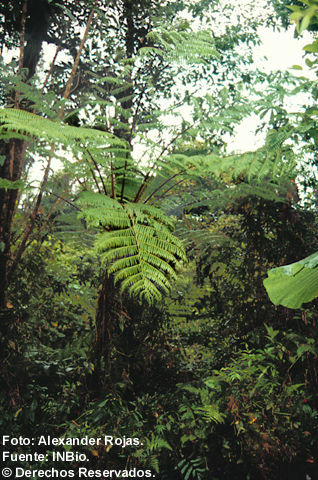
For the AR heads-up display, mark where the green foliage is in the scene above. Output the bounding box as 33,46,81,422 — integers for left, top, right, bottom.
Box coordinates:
2,2,318,480
78,191,186,303
264,250,318,308
0,178,24,190
202,324,318,457
176,457,206,480
143,28,219,64
201,139,297,195
0,108,123,146
263,2,318,311
287,0,318,33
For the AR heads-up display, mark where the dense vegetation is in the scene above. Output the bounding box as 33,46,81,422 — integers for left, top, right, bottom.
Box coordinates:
1,1,318,479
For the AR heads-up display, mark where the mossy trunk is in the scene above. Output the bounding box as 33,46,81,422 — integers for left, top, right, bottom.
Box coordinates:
94,270,121,380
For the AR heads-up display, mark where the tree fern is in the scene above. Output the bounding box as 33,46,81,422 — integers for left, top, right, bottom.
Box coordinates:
0,34,300,308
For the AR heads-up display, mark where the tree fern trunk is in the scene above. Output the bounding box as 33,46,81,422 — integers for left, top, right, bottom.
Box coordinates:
95,270,121,378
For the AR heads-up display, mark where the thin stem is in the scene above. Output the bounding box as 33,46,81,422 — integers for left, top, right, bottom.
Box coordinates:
89,167,102,193
69,72,81,95
143,169,187,204
8,145,55,280
40,20,71,96
87,149,108,195
76,176,85,187
43,190,81,211
148,178,186,204
14,0,28,108
120,87,146,202
111,161,116,199
40,43,62,95
9,0,28,179
134,122,196,203
59,2,97,118
24,181,77,245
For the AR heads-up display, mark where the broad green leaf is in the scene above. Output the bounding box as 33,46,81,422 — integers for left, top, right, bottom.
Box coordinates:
305,58,316,67
287,5,303,12
263,251,318,309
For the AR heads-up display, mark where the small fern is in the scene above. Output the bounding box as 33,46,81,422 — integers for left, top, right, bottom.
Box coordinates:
145,433,172,452
0,178,24,191
194,405,226,424
176,457,206,480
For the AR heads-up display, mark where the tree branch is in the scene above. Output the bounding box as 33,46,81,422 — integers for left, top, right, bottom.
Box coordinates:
59,2,97,118
8,145,55,279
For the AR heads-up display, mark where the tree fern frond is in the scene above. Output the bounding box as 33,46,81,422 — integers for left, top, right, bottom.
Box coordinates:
5,75,61,119
202,143,296,186
110,264,142,282
0,108,125,147
78,192,186,303
143,28,219,64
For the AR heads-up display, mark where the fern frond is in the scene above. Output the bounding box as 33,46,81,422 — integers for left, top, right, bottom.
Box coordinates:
78,192,186,303
145,434,172,452
202,146,296,185
177,458,206,480
0,178,25,191
143,28,219,64
195,405,225,424
0,108,124,147
5,75,61,118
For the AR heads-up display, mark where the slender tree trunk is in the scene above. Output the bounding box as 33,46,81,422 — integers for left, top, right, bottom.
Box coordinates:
0,139,27,408
0,140,27,309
